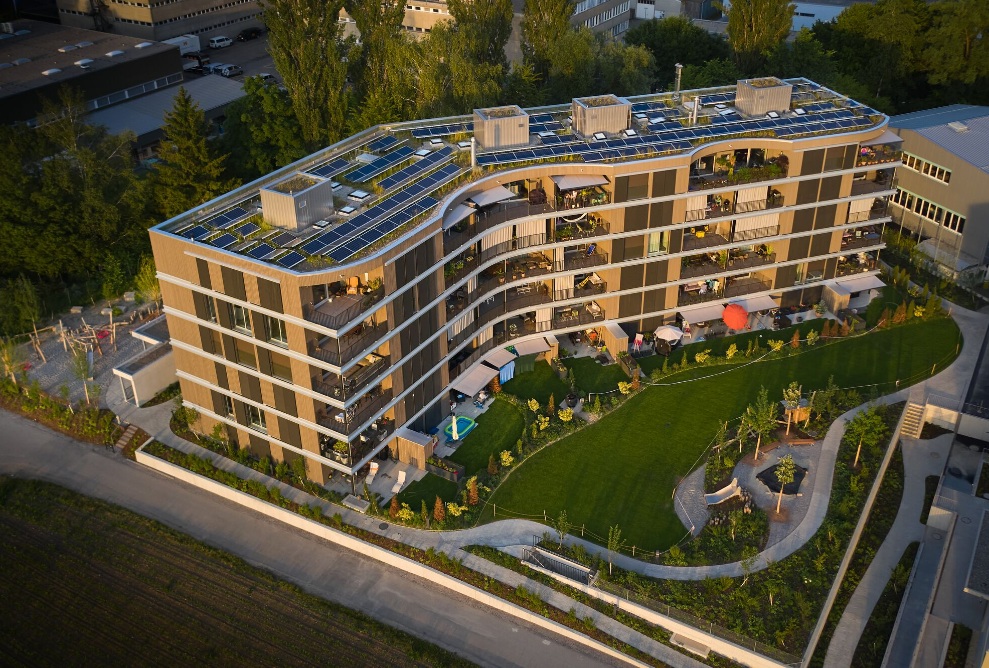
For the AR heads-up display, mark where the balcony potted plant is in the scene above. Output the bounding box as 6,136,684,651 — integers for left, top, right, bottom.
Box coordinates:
332,440,349,463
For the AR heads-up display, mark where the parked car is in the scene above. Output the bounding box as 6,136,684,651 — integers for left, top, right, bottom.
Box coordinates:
205,63,229,74
218,64,243,78
252,72,276,84
208,36,232,49
237,27,263,41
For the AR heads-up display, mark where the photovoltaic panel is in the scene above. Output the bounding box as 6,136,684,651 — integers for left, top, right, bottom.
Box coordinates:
367,135,399,152
308,157,350,179
630,101,667,114
529,121,564,134
268,231,296,247
276,251,306,269
207,206,250,229
247,243,276,259
540,134,564,145
181,225,210,240
235,222,260,236
378,146,452,190
346,146,415,182
210,233,238,249
411,122,472,139
326,195,440,262
529,113,554,123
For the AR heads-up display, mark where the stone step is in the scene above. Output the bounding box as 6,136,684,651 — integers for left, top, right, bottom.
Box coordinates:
114,424,138,450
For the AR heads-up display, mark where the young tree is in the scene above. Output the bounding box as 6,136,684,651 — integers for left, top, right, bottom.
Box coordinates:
553,510,571,548
220,77,308,179
845,406,888,468
790,329,800,349
134,255,161,309
782,381,801,434
467,476,479,506
389,495,400,519
821,319,831,338
153,87,238,218
607,524,625,575
71,346,91,405
775,454,796,513
433,495,446,523
262,0,349,145
487,453,499,476
724,0,795,73
0,337,25,384
745,386,779,460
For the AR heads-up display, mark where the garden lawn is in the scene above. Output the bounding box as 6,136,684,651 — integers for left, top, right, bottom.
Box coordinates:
447,398,524,475
484,318,961,552
396,473,458,509
563,356,631,394
502,361,569,406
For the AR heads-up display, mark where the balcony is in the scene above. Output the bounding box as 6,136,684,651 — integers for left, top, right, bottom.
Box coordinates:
855,146,901,168
317,387,393,436
724,276,772,298
309,321,389,367
312,353,388,400
681,254,724,279
678,276,772,306
551,303,605,330
841,226,883,251
850,172,894,197
836,252,877,277
304,286,384,331
444,200,558,255
688,160,789,192
320,417,394,468
732,224,779,243
476,285,554,330
564,250,609,271
683,230,729,252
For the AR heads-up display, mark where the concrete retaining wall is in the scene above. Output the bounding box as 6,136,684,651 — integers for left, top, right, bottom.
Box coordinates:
135,447,651,668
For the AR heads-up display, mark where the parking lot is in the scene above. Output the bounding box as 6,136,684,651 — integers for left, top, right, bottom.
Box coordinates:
192,34,279,82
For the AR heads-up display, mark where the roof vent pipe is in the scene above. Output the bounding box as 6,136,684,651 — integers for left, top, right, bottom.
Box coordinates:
673,63,683,103
691,96,699,125
470,137,476,170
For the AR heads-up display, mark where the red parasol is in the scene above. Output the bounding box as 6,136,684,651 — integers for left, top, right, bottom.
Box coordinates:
722,303,748,330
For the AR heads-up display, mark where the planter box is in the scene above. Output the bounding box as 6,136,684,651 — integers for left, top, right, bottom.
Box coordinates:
426,459,465,483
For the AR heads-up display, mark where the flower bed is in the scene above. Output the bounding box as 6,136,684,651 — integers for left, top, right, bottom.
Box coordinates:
0,377,121,447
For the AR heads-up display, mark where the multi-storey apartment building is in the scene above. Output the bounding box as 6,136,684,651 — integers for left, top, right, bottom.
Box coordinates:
151,77,899,489
888,105,989,279
56,0,263,41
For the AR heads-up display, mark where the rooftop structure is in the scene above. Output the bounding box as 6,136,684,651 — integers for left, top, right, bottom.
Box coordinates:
151,78,898,489
0,19,182,124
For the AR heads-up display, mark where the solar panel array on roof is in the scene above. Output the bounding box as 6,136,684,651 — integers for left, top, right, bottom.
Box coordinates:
247,243,276,259
235,222,260,236
411,122,472,139
181,225,211,240
308,157,350,179
268,231,296,247
529,113,554,123
367,135,399,152
346,146,415,182
697,92,736,106
630,101,668,114
530,121,564,134
326,195,440,262
208,206,250,229
379,146,453,190
301,162,462,257
275,250,306,269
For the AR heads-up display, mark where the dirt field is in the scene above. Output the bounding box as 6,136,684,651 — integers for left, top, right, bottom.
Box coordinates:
0,477,474,668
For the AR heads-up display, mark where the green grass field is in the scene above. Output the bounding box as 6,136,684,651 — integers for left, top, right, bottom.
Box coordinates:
396,473,459,508
447,398,525,475
502,361,569,405
483,318,961,552
563,357,631,394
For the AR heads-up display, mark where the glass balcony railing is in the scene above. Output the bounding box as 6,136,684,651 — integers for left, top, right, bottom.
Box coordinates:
304,286,384,331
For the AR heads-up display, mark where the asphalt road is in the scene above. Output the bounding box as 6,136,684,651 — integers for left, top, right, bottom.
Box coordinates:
0,412,624,668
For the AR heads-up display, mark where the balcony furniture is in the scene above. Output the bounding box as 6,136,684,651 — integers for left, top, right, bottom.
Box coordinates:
365,462,379,485
347,277,361,295
392,470,407,495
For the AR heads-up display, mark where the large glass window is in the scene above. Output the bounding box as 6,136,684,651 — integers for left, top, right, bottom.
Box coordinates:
205,296,217,323
246,404,267,433
230,304,251,333
265,315,288,346
235,338,256,369
223,395,234,416
647,231,668,256
269,351,292,381
627,173,649,201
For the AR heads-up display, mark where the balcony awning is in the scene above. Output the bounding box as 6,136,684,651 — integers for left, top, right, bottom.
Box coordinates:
863,129,902,146
513,337,550,356
835,274,885,293
484,347,518,368
443,203,475,230
678,302,727,325
729,295,777,313
551,174,609,191
452,364,499,397
469,185,516,208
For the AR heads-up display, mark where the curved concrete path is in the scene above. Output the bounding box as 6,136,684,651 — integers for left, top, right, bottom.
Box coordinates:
821,433,952,668
105,305,987,584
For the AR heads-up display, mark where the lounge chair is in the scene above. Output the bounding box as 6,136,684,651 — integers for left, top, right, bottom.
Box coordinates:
391,470,406,495
365,461,379,485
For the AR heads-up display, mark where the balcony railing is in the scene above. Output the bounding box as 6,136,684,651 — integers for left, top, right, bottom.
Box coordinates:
855,148,901,168
681,257,723,279
321,417,394,468
312,354,389,400
732,224,779,243
551,306,605,330
564,251,609,271
724,277,772,298
850,175,895,197
683,232,729,252
309,322,389,367
553,281,607,302
317,388,393,436
443,200,558,254
304,286,384,331
449,338,496,379
678,277,772,306
730,252,776,271
688,163,788,192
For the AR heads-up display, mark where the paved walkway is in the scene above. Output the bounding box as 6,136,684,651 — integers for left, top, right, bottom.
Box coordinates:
821,433,952,668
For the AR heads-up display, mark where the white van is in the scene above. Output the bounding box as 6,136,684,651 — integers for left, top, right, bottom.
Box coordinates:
208,36,232,49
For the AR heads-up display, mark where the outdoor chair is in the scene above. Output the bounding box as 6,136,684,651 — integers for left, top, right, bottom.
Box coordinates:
365,461,379,485
346,276,361,295
391,470,407,495
633,333,644,352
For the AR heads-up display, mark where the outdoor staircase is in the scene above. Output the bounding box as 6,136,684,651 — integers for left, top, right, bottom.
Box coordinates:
901,402,925,439
114,424,138,450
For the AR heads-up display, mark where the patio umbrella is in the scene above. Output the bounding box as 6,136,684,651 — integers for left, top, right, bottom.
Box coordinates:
451,413,459,441
723,303,748,330
654,325,683,343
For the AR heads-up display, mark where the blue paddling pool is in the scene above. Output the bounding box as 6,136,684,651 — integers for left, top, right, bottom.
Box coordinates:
444,416,477,442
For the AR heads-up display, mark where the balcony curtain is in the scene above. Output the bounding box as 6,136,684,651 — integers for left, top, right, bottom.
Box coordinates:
735,212,779,232
481,225,512,251
554,246,565,270
451,310,475,336
535,307,553,333
467,275,478,293
736,185,767,203
685,194,706,211
478,327,492,344
515,219,545,241
555,274,574,293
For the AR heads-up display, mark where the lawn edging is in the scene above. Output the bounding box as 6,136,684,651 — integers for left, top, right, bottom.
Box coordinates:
799,401,910,667
134,441,654,668
526,560,790,668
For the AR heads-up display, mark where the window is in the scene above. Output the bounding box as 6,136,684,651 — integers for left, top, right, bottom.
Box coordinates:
902,152,951,184
269,351,292,381
647,231,668,256
235,338,256,369
265,315,288,346
230,304,251,332
627,173,649,201
891,187,966,234
223,395,234,416
246,404,267,433
205,296,217,323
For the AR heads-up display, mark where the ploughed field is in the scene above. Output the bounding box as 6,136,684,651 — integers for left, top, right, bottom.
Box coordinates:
0,477,471,668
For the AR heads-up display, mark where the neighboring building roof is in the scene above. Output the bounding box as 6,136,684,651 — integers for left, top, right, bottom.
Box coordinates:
890,105,989,175
0,19,175,98
87,76,245,139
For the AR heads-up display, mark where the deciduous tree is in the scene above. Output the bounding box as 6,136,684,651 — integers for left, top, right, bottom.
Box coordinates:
607,524,625,574
625,16,731,89
433,495,446,523
221,77,308,180
775,454,796,513
724,0,795,73
521,0,575,78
